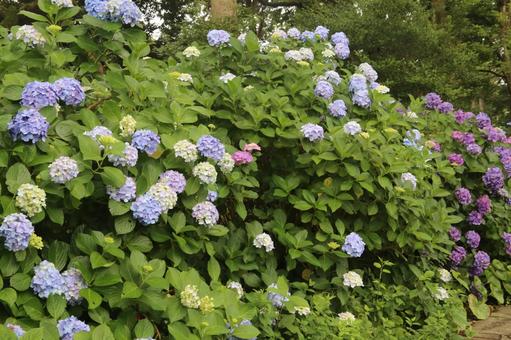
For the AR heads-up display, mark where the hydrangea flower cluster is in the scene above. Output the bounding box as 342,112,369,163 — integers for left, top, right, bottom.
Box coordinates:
314,80,334,100
227,281,244,298
191,201,219,226
502,232,511,255
338,312,356,322
448,153,464,166
434,287,449,301
482,167,504,193
108,143,138,167
267,283,290,308
85,0,142,26
147,182,178,211
31,260,65,298
197,135,225,161
331,31,350,59
314,25,329,40
232,151,254,165
84,126,112,146
14,25,46,47
287,27,301,39
400,172,417,190
328,99,347,118
358,63,378,83
342,232,365,257
206,190,218,202
131,129,160,155
180,284,200,308
343,271,364,288
199,295,215,313
6,323,25,337
449,227,462,242
207,30,231,47
49,156,79,184
470,251,490,276
131,194,163,225
15,183,46,217
343,121,362,135
467,210,484,226
20,81,58,109
450,246,466,266
476,195,492,215
193,162,217,184
476,112,491,129
57,316,90,340
454,187,472,206
454,110,474,124
174,140,198,163
219,73,236,83
424,92,453,113
62,268,88,305
403,129,423,150
301,123,324,142
321,70,342,85
159,170,186,194
183,46,201,58
119,114,136,137
465,230,481,249
107,177,136,202
52,78,86,106
8,108,49,143
51,0,73,7
348,74,371,107
218,153,235,174
0,213,34,252
253,232,274,252
438,268,452,282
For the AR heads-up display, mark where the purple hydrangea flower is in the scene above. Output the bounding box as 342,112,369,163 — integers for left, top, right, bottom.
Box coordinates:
53,78,85,106
107,177,136,202
207,30,230,47
107,143,138,167
342,232,365,257
468,210,484,226
484,126,507,143
62,268,87,305
6,323,25,337
267,283,289,308
0,213,34,252
450,246,466,266
465,230,480,249
31,260,65,298
331,32,349,45
328,100,347,118
502,232,511,255
334,43,350,59
21,81,58,109
448,153,464,166
232,151,254,165
482,167,505,192
466,143,482,155
191,201,219,226
471,251,490,276
314,80,334,99
300,123,324,142
57,316,90,340
314,26,329,40
159,170,186,194
8,109,49,143
449,227,462,242
424,92,442,109
476,112,491,129
455,187,472,206
207,190,218,202
131,194,163,225
197,135,225,161
131,129,160,155
454,110,474,124
476,195,492,215
437,101,454,113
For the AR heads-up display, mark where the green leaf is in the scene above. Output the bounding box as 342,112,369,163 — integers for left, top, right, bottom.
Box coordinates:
122,281,143,299
109,200,130,216
47,207,64,225
47,294,66,319
245,32,260,53
90,252,113,269
80,288,102,309
468,294,490,320
83,14,121,32
134,319,154,338
10,273,31,291
114,215,136,234
0,288,17,306
6,163,31,194
47,241,69,271
19,327,44,340
100,167,125,187
207,257,220,282
232,325,260,339
78,135,102,161
19,10,48,22
92,325,115,340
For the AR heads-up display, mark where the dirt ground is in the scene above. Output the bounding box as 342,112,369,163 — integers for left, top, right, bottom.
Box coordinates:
472,306,511,339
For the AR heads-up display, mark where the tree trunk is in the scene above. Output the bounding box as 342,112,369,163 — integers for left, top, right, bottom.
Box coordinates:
431,0,446,24
497,1,511,111
211,0,237,21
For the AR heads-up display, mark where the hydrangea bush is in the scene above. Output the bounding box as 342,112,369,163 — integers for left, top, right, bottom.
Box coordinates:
0,0,505,338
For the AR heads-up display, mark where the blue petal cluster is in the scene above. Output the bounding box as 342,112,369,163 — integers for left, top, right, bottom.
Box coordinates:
31,260,65,298
85,0,142,26
53,78,85,106
197,135,225,161
131,194,163,225
349,74,371,108
267,283,289,308
191,201,219,226
8,109,49,143
207,30,231,47
328,100,347,118
287,28,301,39
62,268,87,305
0,213,34,252
159,170,186,194
314,80,334,99
342,232,365,257
57,316,90,340
131,129,160,155
300,123,324,142
300,30,315,42
85,0,108,18
207,190,218,202
83,125,112,145
331,32,349,45
20,81,58,109
108,143,138,167
107,177,137,202
334,43,350,59
314,26,329,40
323,70,342,86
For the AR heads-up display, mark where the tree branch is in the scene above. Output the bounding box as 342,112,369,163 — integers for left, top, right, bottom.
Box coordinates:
477,68,505,78
256,0,303,7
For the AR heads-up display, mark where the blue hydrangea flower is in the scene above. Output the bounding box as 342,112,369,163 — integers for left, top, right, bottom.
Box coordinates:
31,260,65,298
323,70,342,85
85,0,108,19
57,316,90,340
301,123,324,142
314,26,329,40
287,28,301,39
267,283,290,308
314,80,334,99
403,129,423,150
349,74,367,93
21,81,58,109
328,100,347,118
192,201,219,226
352,90,371,108
131,129,160,155
131,194,163,225
62,268,87,305
207,190,218,202
6,324,25,338
107,143,138,167
107,177,136,202
197,135,225,161
53,78,85,106
159,170,186,194
358,63,378,83
48,156,79,184
207,30,230,47
0,213,34,252
342,232,365,257
331,32,349,45
83,125,112,146
8,109,49,143
300,30,315,42
118,0,143,26
334,43,350,59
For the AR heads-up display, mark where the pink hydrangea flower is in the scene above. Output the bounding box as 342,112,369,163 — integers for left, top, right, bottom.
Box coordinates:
232,151,254,165
243,143,261,153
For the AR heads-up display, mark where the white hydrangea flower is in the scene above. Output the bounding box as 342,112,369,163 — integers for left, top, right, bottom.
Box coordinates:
253,233,274,252
358,62,378,83
375,85,390,94
218,153,235,173
238,33,247,43
15,183,46,217
219,73,236,83
147,183,178,211
405,111,418,119
322,49,336,58
177,73,193,83
183,46,201,58
227,281,244,298
438,268,452,283
51,0,73,7
298,47,314,61
401,172,417,190
294,306,311,316
433,287,449,301
338,312,356,321
174,140,198,163
343,121,362,135
15,25,46,47
119,115,136,137
180,284,200,308
284,50,303,61
192,162,217,184
343,271,363,288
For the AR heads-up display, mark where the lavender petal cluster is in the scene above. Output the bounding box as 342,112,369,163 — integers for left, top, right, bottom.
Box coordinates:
287,28,301,39
0,213,34,252
466,143,482,155
314,80,334,100
476,112,491,129
484,126,507,143
424,92,442,109
21,81,58,109
85,0,142,26
267,283,289,308
53,78,85,106
331,32,349,45
300,30,315,42
108,143,138,167
334,43,350,59
14,25,46,47
107,177,137,202
328,100,347,118
49,156,79,184
467,210,484,226
197,135,225,161
482,167,505,193
470,251,490,276
437,101,454,113
323,70,342,86
207,190,218,202
159,170,186,194
349,74,371,107
465,230,480,249
358,63,378,83
449,226,461,242
450,246,466,266
502,232,511,255
454,110,474,124
207,30,231,46
62,268,87,304
192,201,219,227
454,187,472,206
8,109,49,143
131,129,160,155
476,195,492,215
131,194,163,225
448,153,464,166
341,232,365,257
314,26,329,40
57,316,90,340
300,123,324,142
31,260,65,298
